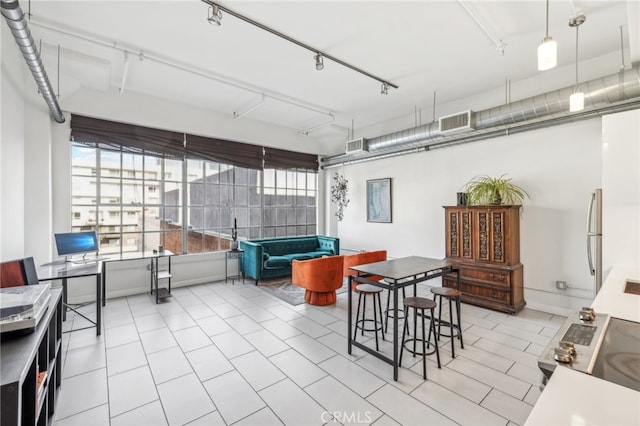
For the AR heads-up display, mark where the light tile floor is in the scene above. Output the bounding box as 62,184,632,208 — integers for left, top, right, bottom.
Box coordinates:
55,281,565,426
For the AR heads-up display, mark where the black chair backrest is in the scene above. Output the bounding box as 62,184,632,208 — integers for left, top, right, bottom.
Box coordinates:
22,257,39,285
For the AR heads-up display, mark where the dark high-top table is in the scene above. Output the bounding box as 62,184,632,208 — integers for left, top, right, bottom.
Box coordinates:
348,256,459,381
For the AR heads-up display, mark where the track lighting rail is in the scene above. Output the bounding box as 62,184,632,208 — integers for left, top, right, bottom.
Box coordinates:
201,0,398,91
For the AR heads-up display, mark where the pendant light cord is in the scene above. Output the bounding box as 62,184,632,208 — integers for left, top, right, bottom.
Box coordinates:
575,25,579,91
545,0,550,38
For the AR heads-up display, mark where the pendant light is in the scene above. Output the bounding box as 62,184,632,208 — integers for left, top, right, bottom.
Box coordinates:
569,15,586,112
538,0,557,71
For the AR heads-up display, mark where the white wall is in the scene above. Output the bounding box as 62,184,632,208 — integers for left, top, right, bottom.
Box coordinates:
1,24,27,260
602,110,640,277
328,118,605,315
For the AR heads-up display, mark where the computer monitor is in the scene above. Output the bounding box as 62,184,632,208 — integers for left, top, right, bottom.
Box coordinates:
54,231,99,260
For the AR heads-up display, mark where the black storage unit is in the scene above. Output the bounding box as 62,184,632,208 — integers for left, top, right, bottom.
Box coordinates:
1,288,63,426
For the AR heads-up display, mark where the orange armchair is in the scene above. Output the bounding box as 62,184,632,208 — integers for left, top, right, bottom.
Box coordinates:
292,255,345,306
343,250,387,291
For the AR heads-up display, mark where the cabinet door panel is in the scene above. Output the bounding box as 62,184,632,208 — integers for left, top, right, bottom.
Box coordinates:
476,209,507,263
446,209,473,260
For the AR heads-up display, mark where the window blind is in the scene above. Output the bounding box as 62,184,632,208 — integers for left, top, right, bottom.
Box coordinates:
70,115,318,171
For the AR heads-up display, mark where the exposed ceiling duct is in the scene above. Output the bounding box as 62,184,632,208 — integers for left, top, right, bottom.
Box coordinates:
1,0,65,123
322,66,640,168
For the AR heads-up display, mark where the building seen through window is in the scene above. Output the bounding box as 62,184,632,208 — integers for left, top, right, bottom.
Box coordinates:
71,142,317,255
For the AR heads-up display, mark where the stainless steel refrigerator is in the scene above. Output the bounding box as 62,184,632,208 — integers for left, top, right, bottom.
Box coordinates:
587,188,603,294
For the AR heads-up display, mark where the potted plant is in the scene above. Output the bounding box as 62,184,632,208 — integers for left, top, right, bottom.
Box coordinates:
463,174,529,206
230,217,239,250
330,172,350,221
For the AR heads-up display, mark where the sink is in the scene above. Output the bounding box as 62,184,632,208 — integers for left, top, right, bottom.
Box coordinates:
623,280,640,295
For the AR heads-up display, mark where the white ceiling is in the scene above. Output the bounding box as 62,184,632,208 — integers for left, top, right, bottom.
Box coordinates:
17,1,639,148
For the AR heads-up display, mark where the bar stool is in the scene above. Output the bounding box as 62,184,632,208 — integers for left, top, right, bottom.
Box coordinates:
383,284,407,333
430,287,464,357
353,283,385,351
399,296,441,379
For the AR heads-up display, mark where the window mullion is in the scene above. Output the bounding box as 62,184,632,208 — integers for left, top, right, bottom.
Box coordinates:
181,155,188,254
96,146,101,242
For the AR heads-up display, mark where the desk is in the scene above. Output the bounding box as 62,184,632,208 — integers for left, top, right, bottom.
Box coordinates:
100,250,175,305
37,250,175,335
348,256,459,381
38,262,102,336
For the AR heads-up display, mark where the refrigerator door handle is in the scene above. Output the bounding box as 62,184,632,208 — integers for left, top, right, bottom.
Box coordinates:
587,235,595,275
587,192,595,234
586,192,595,275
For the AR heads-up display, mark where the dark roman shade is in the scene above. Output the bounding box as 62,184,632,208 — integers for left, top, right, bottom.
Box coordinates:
264,146,318,171
70,115,318,171
185,133,263,170
70,114,185,158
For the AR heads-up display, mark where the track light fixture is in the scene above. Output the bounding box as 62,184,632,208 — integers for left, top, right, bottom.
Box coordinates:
314,53,324,71
381,82,389,95
538,0,557,71
208,4,222,26
569,15,586,112
201,0,396,94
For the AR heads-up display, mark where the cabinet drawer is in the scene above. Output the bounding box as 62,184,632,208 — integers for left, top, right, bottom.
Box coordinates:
464,268,510,287
459,281,510,303
448,267,510,287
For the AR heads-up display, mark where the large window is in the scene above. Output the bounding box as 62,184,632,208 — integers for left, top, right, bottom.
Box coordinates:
71,142,317,255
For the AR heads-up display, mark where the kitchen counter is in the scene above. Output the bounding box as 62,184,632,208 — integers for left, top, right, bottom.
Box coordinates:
592,266,640,323
525,266,640,426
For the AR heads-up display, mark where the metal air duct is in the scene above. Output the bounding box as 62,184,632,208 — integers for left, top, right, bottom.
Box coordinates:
322,66,640,168
1,0,65,123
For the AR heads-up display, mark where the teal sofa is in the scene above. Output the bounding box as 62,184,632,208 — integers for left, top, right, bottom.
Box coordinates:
240,236,339,284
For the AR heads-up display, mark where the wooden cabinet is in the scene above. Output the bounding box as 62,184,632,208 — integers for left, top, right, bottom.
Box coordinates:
444,205,525,314
1,288,63,426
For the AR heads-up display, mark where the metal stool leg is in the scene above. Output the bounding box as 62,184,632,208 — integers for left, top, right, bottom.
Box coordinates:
377,292,386,341
448,296,456,357
354,292,362,342
421,307,427,379
456,296,464,349
412,302,418,358
372,293,379,351
429,308,441,368
399,305,409,367
361,293,367,336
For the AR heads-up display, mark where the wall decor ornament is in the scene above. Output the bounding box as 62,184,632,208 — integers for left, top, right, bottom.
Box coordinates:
330,173,350,221
367,178,392,223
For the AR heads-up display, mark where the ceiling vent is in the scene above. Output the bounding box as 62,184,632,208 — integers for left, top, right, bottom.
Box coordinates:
439,110,476,134
345,137,368,154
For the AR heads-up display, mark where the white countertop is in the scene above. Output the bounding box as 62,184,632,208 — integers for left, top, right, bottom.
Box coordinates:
525,266,640,425
525,367,640,426
592,266,640,323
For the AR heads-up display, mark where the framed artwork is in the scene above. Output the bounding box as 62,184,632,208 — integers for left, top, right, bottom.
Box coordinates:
367,178,392,223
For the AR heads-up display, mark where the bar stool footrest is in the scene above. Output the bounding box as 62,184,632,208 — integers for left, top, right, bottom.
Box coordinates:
355,318,384,333
401,338,438,357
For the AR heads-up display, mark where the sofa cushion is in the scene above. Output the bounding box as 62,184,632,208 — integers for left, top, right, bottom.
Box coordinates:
306,250,334,258
264,255,291,268
283,253,313,262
